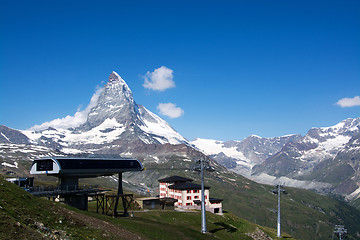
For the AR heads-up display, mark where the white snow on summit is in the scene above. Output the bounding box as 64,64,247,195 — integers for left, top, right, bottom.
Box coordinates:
299,118,360,162
139,107,188,145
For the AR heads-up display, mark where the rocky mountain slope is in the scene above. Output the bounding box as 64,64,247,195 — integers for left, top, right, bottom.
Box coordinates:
191,134,302,176
0,125,32,145
251,118,360,197
300,133,360,199
17,72,189,155
194,118,360,200
253,118,359,176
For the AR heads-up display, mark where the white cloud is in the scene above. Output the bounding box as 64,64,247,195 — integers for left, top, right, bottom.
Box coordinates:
335,96,360,108
157,103,184,118
143,66,175,91
29,87,103,130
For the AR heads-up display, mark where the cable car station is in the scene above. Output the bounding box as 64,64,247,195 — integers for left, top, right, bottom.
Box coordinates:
30,156,144,215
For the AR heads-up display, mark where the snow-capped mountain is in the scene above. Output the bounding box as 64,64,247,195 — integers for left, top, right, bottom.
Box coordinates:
191,134,301,176
20,71,189,154
332,134,360,199
192,118,360,198
252,118,360,177
0,71,215,194
251,118,360,196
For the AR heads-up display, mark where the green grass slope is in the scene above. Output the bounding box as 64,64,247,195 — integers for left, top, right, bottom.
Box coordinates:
201,171,360,240
0,174,141,240
3,153,360,239
0,174,292,240
133,157,360,240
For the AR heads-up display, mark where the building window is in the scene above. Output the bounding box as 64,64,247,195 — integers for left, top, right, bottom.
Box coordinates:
186,203,192,206
187,196,191,200
187,190,191,193
194,196,199,199
193,190,199,193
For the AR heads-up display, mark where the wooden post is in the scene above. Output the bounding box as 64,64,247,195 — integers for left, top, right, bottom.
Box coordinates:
113,173,122,216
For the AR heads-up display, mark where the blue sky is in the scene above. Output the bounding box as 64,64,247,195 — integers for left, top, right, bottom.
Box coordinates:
1,0,359,141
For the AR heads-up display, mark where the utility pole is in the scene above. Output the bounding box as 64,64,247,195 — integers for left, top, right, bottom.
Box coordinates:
272,184,287,238
200,158,207,233
194,157,214,234
334,225,347,240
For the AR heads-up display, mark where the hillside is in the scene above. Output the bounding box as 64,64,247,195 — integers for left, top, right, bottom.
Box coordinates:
99,156,360,240
127,154,360,239
0,174,290,240
153,168,360,240
0,174,144,240
2,151,360,239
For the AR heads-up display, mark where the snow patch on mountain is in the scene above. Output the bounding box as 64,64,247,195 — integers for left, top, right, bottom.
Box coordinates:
319,134,351,152
65,118,125,144
1,161,18,168
139,106,188,145
23,118,125,145
295,119,359,164
346,186,360,201
1,132,11,142
300,135,352,162
191,138,248,161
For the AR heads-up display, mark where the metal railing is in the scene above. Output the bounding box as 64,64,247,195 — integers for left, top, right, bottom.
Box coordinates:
30,185,101,197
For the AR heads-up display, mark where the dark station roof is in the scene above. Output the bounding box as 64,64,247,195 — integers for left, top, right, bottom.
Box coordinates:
30,156,143,178
158,176,193,183
209,198,223,203
159,197,178,203
168,182,210,190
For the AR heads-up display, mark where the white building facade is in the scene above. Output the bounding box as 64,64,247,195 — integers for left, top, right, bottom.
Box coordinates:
158,176,223,214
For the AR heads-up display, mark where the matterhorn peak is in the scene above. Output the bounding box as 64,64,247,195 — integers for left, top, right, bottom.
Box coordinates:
105,71,133,98
109,71,125,83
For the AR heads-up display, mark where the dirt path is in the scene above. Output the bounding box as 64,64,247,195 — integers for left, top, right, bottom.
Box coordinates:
58,208,147,240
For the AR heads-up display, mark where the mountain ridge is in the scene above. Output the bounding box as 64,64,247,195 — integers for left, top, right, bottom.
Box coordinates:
1,71,359,201
193,117,360,200
16,72,189,155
